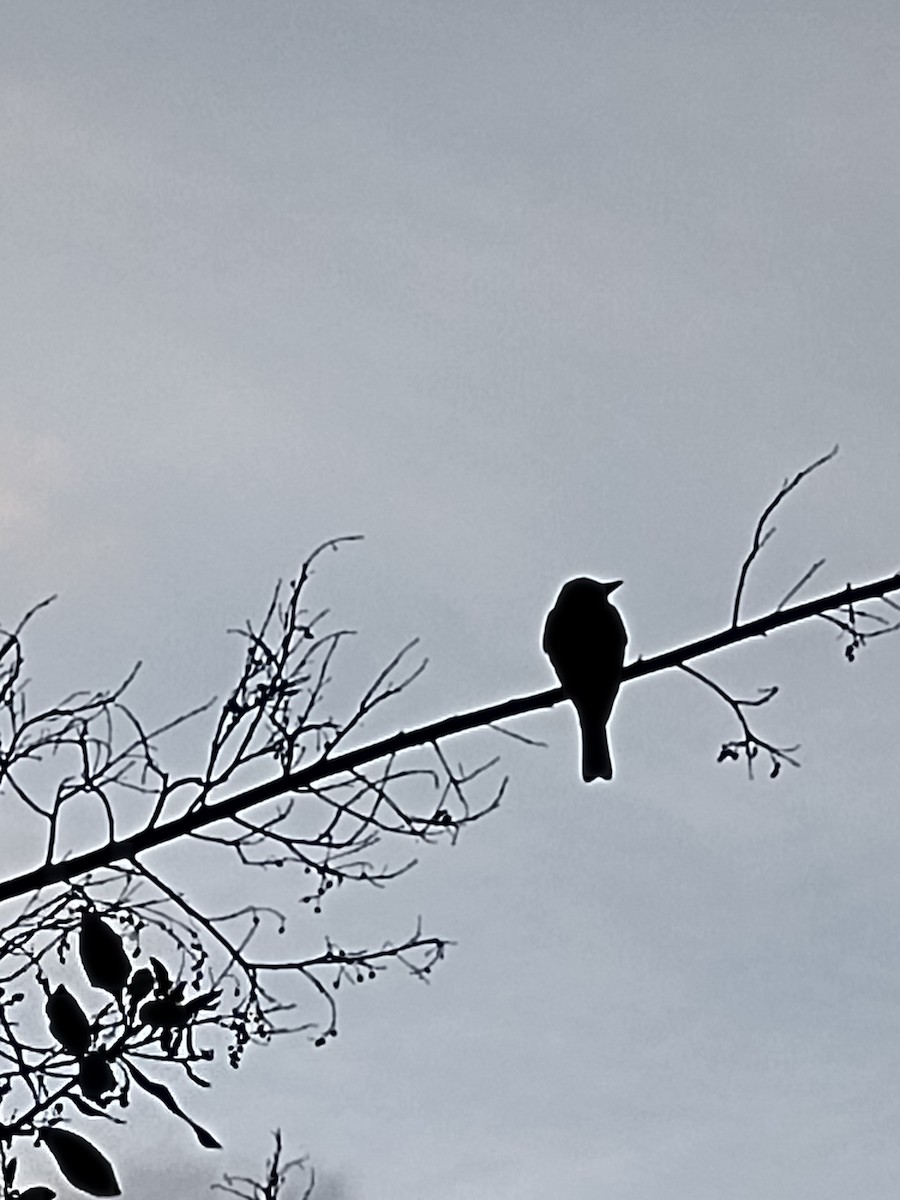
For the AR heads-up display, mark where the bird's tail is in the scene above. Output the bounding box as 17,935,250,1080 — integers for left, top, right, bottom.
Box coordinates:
578,712,613,782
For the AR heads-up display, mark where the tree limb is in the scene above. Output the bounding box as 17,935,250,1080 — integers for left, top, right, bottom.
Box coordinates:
1,570,897,907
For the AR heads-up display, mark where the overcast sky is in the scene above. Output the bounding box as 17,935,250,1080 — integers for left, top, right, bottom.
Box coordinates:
3,3,900,1197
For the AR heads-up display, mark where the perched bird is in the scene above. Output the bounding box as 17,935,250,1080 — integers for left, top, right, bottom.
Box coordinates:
542,577,627,782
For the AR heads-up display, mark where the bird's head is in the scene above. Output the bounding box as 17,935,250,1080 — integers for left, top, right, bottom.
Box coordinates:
567,576,622,597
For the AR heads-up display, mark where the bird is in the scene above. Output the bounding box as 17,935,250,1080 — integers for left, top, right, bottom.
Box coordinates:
542,577,627,782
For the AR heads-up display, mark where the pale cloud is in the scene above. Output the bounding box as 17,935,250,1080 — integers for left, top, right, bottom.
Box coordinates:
0,427,75,548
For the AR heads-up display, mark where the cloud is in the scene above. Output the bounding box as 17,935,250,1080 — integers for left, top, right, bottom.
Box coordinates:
0,426,76,550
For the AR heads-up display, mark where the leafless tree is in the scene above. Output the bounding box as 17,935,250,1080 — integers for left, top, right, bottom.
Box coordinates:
0,446,897,1197
212,1130,315,1200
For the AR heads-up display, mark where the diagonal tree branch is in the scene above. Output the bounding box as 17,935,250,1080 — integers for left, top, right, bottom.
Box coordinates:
1,569,897,907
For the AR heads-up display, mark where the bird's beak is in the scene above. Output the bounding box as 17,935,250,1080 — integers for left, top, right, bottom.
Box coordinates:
606,580,623,593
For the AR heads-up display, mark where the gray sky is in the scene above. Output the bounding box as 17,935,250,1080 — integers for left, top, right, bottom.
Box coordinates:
3,3,900,1197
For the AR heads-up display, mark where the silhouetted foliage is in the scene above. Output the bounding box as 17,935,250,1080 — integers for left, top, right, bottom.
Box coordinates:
0,452,898,1193
45,986,91,1057
0,538,501,1194
79,911,130,999
39,1128,118,1197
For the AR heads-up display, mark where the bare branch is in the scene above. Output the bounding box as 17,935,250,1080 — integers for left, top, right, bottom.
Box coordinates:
1,567,898,908
732,444,839,627
678,664,800,779
212,1129,315,1200
776,558,827,611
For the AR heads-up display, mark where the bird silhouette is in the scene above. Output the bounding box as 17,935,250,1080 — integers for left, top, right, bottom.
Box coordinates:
542,577,627,782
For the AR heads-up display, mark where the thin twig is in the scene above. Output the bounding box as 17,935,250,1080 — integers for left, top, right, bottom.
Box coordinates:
732,445,838,627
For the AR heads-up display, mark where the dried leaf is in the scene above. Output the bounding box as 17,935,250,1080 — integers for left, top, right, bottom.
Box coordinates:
40,1127,120,1197
79,912,130,998
128,1063,221,1149
46,986,91,1056
78,1051,116,1101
